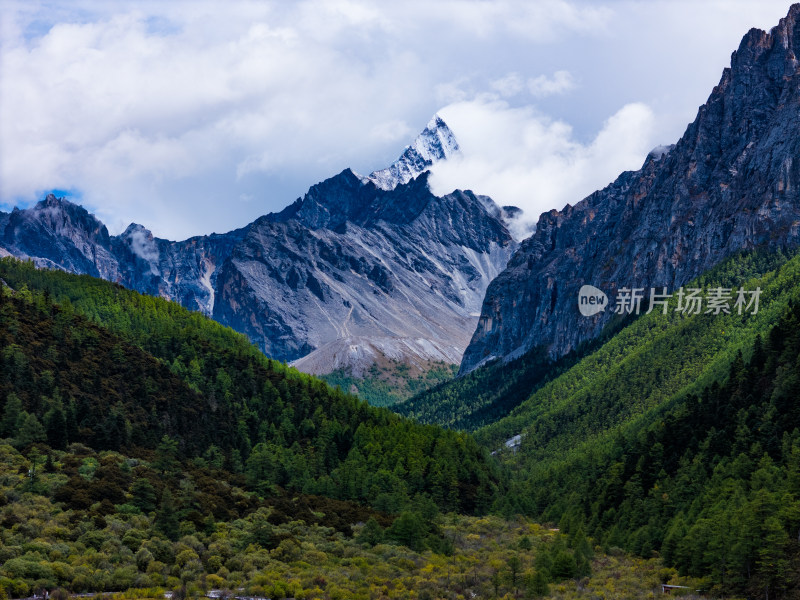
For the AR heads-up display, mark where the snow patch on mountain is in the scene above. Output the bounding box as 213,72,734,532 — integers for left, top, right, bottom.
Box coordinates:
367,115,460,190
199,258,216,314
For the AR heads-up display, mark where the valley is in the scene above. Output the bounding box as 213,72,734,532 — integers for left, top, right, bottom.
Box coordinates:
3,3,800,599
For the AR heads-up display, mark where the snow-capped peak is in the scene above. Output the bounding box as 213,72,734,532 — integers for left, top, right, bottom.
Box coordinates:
367,114,460,190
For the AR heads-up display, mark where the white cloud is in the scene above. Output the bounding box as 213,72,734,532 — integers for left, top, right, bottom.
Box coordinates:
126,227,160,264
490,73,526,97
369,120,414,144
429,99,656,237
528,70,575,97
421,0,612,41
0,2,441,238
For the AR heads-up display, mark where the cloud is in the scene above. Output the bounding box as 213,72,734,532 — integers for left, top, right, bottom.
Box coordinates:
528,70,575,97
368,120,414,144
429,99,656,237
125,227,160,265
417,0,611,41
490,73,526,97
0,2,441,237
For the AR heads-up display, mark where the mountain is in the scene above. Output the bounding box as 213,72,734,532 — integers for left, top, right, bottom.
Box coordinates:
0,195,247,316
0,118,517,387
111,223,247,316
366,114,460,190
255,170,514,370
460,4,800,374
0,195,120,278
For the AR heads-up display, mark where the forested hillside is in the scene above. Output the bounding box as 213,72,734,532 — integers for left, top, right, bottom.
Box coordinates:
0,257,498,516
395,313,635,430
0,444,683,600
476,250,794,454
5,251,800,597
481,249,800,598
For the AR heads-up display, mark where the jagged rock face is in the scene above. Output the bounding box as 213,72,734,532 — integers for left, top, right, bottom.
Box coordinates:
215,170,515,363
460,5,800,373
111,224,246,315
1,118,516,370
0,195,245,316
0,195,120,279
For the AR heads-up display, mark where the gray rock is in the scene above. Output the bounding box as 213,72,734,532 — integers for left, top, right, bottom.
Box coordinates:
215,170,516,363
0,194,120,279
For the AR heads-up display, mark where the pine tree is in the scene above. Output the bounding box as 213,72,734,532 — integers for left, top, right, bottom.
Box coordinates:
1,393,22,438
16,413,46,447
130,478,158,513
153,435,180,477
507,555,522,590
98,403,129,451
551,550,577,581
155,487,179,541
527,569,550,598
357,518,384,546
755,514,790,599
245,443,275,494
387,511,426,551
44,402,68,449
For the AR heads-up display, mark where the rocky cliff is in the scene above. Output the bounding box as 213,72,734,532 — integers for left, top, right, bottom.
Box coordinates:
461,4,800,373
236,170,514,369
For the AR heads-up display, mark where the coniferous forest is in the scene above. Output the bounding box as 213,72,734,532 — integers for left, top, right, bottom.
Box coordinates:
2,249,800,599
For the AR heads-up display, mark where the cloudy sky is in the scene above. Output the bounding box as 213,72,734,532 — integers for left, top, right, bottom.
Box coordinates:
0,0,793,240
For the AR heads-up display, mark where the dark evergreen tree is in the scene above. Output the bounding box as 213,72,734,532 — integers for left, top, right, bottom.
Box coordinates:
16,413,46,447
387,511,426,551
44,402,68,450
155,487,179,541
356,517,384,546
130,478,158,513
1,392,22,437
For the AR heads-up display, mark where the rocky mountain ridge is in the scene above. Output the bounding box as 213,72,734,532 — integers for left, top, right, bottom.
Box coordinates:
460,4,800,373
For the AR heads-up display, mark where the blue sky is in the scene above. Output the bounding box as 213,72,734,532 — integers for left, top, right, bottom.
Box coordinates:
0,0,793,239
